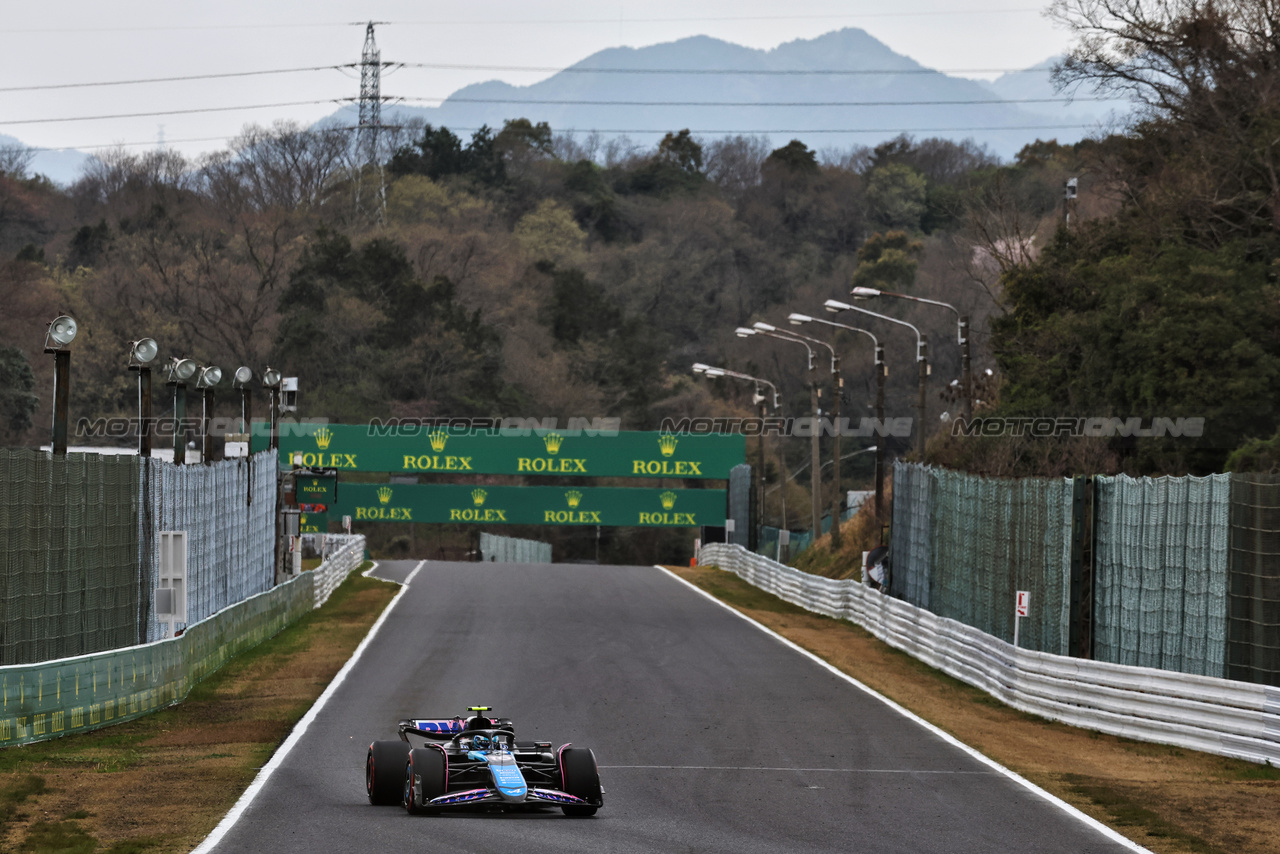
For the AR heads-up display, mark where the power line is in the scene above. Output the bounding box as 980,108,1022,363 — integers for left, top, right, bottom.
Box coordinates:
394,62,1053,75
0,100,340,127
0,65,347,93
390,10,1044,24
0,62,1057,94
0,95,1116,129
400,96,1119,107
0,9,1045,33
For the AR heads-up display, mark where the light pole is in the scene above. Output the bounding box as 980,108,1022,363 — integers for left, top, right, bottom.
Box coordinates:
738,324,834,540
233,367,254,504
764,320,844,549
127,339,159,457
196,365,221,465
693,362,780,548
262,368,283,584
789,313,887,524
165,357,198,464
851,286,970,420
826,299,929,459
262,368,282,451
43,315,78,456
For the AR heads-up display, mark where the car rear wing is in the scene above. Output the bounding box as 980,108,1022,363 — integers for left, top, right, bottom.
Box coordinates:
397,717,514,740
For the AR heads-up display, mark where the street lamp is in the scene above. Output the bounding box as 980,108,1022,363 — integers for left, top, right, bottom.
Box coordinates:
262,367,282,452
790,313,887,521
851,286,971,420
43,315,77,456
127,338,159,457
693,362,781,546
233,366,255,504
232,366,254,436
775,317,849,549
165,356,198,464
826,298,930,458
738,323,834,539
196,365,221,465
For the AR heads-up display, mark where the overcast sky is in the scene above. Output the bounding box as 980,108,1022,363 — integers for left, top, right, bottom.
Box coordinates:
1,1,1072,159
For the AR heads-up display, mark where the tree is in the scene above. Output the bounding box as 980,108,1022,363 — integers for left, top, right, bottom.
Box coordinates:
657,130,704,175
513,200,587,266
705,135,770,201
0,346,37,440
0,144,34,180
388,124,506,187
764,140,820,176
866,163,928,231
1051,0,1280,243
850,231,923,293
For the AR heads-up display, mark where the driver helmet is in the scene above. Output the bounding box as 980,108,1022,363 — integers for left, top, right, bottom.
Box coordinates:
471,734,491,750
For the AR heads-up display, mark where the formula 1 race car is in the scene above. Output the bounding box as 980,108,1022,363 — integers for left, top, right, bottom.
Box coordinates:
365,707,603,816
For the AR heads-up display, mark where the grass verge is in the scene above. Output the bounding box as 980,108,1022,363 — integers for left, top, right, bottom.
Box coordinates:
0,564,397,854
673,564,1280,854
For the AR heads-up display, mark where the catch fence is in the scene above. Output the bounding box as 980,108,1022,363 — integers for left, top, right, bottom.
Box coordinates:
1,448,277,665
889,463,1280,686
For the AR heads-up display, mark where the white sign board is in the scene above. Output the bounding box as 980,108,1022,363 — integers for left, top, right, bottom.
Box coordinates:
1016,590,1031,617
343,514,352,533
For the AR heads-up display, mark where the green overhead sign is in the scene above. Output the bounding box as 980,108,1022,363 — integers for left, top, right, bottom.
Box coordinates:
331,483,725,527
251,423,744,479
296,475,336,506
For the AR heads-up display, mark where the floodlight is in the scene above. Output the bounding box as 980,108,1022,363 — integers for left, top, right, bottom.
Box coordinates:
196,365,222,388
262,368,282,388
168,357,198,382
46,315,77,348
233,366,254,387
850,287,881,299
129,338,158,364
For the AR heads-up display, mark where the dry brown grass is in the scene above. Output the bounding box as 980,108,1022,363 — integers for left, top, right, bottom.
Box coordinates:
0,568,397,854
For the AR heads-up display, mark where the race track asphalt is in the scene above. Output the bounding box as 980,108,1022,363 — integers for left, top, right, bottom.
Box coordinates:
201,560,1143,854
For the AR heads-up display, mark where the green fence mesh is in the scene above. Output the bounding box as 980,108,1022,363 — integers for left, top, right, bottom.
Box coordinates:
890,462,935,609
890,463,1072,654
0,570,314,747
0,450,141,666
1092,474,1230,677
1227,475,1280,686
931,468,1073,655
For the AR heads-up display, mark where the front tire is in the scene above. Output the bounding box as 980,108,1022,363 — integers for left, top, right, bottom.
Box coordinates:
366,740,411,805
404,747,446,815
559,747,601,816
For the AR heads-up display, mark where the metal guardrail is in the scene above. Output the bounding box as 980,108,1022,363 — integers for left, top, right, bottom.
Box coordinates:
0,535,366,748
310,535,365,608
698,543,1280,766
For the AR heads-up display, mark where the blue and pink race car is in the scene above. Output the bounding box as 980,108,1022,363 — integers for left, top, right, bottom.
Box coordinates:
365,707,603,816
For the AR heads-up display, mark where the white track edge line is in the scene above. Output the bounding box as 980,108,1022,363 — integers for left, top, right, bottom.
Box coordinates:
190,559,426,854
655,564,1152,854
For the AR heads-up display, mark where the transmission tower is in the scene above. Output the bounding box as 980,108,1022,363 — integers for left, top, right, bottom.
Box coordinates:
357,21,382,167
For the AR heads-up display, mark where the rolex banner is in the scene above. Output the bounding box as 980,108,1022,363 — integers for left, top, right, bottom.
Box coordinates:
251,423,744,479
331,483,726,527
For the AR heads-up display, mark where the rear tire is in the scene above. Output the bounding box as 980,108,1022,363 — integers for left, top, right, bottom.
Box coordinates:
559,747,601,816
366,740,411,805
404,747,447,815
